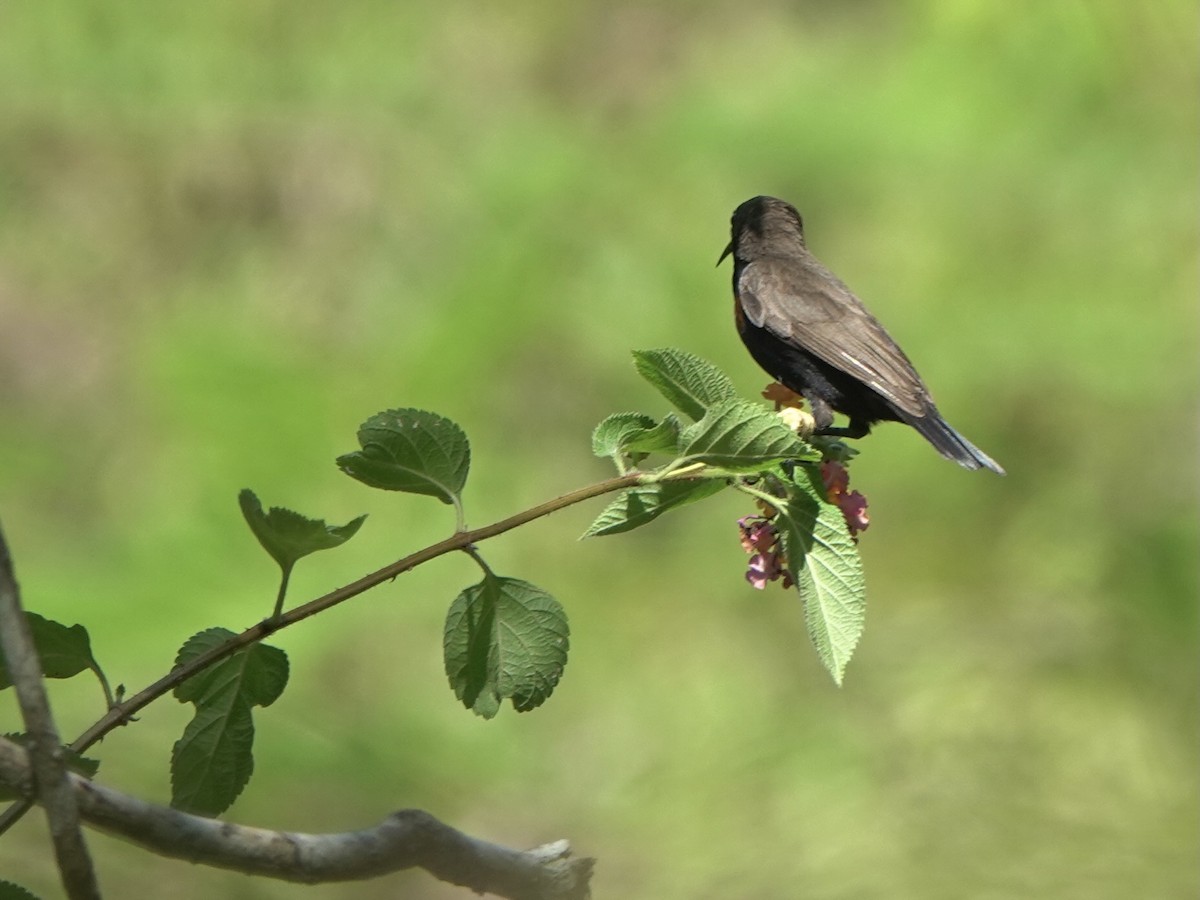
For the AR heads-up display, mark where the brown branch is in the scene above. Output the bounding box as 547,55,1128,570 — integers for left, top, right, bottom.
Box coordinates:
0,524,101,899
0,470,647,835
72,470,644,753
0,736,592,899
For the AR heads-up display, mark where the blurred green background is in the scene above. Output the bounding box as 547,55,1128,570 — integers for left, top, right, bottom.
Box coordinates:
1,2,1196,897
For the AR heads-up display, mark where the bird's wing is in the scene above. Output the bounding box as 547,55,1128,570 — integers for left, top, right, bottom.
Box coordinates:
738,256,930,417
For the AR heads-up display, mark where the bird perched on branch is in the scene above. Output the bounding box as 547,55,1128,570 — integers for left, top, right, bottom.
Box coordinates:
719,195,1004,474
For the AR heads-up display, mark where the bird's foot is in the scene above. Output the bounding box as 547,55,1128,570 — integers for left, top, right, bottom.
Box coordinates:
816,420,870,440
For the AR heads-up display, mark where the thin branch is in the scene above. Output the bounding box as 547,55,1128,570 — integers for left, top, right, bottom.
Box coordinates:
0,736,592,899
82,471,643,751
0,470,650,834
0,524,101,899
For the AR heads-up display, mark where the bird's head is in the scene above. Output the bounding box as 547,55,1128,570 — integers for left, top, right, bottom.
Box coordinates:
719,196,806,265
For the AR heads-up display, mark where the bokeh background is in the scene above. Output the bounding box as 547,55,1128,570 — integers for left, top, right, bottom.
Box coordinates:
1,2,1196,898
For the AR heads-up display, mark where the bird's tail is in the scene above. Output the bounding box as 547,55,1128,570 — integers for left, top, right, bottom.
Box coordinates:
902,409,1005,475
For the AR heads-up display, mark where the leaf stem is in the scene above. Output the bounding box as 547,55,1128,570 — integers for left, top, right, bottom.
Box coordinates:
461,545,492,578
271,564,293,620
451,495,467,534
90,663,115,711
652,461,711,481
733,481,788,512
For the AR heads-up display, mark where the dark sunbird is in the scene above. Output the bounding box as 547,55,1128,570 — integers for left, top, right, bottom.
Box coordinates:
719,195,1004,474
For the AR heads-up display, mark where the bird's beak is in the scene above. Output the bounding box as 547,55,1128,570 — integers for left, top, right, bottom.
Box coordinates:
717,241,734,266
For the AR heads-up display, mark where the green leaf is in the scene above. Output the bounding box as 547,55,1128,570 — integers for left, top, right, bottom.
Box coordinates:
591,413,684,469
337,408,470,505
632,348,738,421
582,479,727,537
591,412,657,457
171,704,255,817
170,628,289,816
776,466,867,686
0,880,42,900
63,747,100,780
444,575,568,719
0,614,101,689
679,399,818,471
624,413,684,456
238,489,365,572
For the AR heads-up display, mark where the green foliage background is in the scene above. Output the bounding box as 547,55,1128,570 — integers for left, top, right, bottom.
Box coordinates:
0,2,1195,897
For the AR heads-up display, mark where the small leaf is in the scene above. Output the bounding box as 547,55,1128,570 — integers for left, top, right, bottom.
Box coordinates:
337,408,470,505
170,628,289,815
238,490,365,572
632,348,738,420
0,614,100,689
776,466,867,686
0,880,42,900
679,399,819,471
444,575,568,719
63,748,100,780
624,413,684,456
582,479,727,537
591,412,657,458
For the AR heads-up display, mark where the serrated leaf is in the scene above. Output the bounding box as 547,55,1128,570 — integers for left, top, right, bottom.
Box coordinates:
64,748,100,779
777,466,867,686
0,613,101,689
591,412,658,457
171,628,289,815
0,880,42,900
679,399,819,471
337,408,469,505
443,575,568,719
582,479,727,537
632,348,738,420
238,489,365,572
171,703,255,817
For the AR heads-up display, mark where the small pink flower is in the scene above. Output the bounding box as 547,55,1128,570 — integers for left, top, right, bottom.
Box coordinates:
838,490,870,538
737,515,777,554
737,514,791,589
820,460,849,499
820,459,869,540
746,550,787,589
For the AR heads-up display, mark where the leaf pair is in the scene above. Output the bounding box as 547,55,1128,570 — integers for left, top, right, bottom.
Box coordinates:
585,349,817,538
592,350,867,686
336,408,568,719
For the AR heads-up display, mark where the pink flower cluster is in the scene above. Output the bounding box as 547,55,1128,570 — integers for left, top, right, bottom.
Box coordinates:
820,460,870,539
737,514,793,590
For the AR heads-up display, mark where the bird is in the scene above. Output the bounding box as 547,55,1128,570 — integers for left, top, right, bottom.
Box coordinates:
718,195,1004,474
